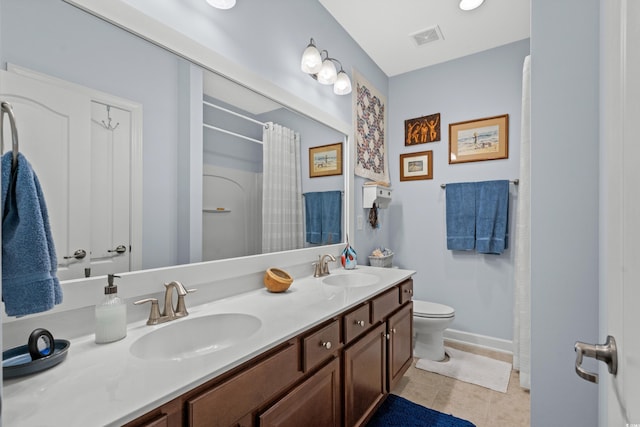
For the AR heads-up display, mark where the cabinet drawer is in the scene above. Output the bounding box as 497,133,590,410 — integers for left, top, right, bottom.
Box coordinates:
302,319,341,372
187,341,301,427
343,302,371,344
371,288,400,324
399,279,414,305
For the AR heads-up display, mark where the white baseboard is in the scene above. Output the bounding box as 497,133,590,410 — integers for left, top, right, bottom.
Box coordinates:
443,328,513,355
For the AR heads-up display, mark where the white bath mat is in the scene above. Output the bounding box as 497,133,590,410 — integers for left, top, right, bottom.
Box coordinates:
415,346,512,393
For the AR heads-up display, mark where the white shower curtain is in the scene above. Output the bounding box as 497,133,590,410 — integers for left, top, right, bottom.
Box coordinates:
513,55,531,390
262,122,304,253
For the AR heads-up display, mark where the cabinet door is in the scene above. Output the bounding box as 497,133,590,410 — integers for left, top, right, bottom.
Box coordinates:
187,342,301,427
343,323,387,427
259,358,341,427
388,303,413,391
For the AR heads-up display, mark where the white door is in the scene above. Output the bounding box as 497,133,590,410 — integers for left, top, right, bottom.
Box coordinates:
89,102,131,276
0,70,92,281
599,0,640,424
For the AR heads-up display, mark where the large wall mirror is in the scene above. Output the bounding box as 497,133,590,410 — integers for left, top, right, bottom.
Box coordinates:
0,0,349,283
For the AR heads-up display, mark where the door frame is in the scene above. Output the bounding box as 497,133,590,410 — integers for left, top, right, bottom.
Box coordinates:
7,63,144,273
600,0,636,424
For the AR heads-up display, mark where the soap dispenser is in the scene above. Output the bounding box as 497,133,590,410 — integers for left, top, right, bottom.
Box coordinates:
95,274,127,344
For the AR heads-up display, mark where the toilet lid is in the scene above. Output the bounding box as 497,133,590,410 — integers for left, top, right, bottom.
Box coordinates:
413,300,455,318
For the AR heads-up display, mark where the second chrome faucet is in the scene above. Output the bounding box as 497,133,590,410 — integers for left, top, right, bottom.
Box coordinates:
135,281,197,325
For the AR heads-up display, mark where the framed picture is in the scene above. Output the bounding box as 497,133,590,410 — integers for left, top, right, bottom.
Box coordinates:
448,114,509,164
309,142,343,178
400,151,433,181
404,113,440,145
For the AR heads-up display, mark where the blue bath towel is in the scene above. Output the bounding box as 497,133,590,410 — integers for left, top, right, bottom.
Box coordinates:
304,192,323,244
304,191,342,244
320,191,342,244
445,182,476,251
2,152,62,316
475,180,509,254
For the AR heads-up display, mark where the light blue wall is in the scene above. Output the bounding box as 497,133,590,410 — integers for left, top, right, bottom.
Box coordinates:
530,0,600,425
388,39,529,340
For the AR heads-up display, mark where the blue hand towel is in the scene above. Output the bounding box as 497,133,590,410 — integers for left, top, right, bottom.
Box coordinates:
2,152,62,316
475,180,510,254
321,191,342,244
304,192,323,244
445,183,476,251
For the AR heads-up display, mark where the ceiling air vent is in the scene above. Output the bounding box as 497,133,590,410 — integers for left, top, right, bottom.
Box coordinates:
410,26,444,46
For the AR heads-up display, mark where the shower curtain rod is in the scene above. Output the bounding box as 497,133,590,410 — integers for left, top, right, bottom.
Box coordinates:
440,179,519,189
203,123,263,145
203,100,267,128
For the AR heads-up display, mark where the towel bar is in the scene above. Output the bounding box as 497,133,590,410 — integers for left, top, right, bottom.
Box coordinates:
0,101,19,170
440,179,519,189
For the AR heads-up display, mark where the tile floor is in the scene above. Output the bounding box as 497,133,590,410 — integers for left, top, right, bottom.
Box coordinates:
392,341,530,427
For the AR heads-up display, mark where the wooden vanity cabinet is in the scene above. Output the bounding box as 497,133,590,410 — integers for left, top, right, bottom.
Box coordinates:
387,302,413,391
343,322,387,427
187,340,302,427
258,357,341,427
343,279,414,427
126,278,414,427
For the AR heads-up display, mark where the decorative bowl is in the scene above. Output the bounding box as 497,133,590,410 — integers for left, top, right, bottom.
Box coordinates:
264,268,293,293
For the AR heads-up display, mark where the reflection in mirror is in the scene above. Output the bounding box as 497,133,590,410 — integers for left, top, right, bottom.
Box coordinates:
0,0,347,281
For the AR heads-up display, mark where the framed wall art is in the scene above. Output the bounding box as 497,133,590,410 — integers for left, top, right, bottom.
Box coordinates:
400,150,433,181
309,142,343,178
404,113,440,145
448,114,509,164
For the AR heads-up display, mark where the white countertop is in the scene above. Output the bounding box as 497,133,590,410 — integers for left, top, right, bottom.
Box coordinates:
3,266,414,426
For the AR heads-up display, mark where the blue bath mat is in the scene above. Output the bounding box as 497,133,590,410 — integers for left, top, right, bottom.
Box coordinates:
366,394,476,427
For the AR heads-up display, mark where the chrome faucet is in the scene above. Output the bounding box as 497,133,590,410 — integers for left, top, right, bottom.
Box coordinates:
134,281,197,325
313,254,336,277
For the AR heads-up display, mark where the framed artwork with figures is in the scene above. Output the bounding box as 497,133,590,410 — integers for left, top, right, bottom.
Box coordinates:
404,113,440,145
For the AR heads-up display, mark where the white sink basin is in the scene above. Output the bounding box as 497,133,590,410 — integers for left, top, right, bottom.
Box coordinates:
130,313,262,361
322,272,380,288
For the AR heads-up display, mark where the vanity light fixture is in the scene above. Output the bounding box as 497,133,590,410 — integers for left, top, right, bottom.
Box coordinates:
459,0,485,11
301,38,352,95
206,0,236,10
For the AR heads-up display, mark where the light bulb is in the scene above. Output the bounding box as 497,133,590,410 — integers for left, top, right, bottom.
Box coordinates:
301,42,322,74
333,70,352,95
206,0,236,9
459,0,484,11
317,59,337,85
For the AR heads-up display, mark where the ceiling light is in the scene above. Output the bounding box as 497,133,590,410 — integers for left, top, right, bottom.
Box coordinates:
300,38,352,95
300,39,322,74
334,69,352,95
206,0,236,10
317,58,337,85
459,0,484,11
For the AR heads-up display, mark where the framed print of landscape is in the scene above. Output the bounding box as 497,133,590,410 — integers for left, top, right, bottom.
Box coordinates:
448,114,509,164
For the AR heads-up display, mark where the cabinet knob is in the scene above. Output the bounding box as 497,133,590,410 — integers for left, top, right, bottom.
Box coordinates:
355,320,365,327
391,328,397,334
385,333,390,340
404,288,413,295
321,341,332,350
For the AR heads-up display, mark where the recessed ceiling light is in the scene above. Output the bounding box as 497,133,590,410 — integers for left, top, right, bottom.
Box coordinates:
459,0,485,11
206,0,236,10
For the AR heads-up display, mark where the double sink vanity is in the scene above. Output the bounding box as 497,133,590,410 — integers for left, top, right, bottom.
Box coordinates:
4,264,415,427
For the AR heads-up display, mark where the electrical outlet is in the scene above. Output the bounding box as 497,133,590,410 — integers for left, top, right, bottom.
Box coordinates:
357,215,364,230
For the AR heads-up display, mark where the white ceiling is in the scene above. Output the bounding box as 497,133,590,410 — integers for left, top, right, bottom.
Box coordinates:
319,0,530,77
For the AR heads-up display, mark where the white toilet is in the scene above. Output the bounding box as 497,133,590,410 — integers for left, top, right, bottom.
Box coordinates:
413,299,455,361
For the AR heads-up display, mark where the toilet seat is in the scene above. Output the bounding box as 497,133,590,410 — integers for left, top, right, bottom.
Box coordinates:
413,300,455,319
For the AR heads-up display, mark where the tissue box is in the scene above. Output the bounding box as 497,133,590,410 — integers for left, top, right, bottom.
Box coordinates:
368,253,393,268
